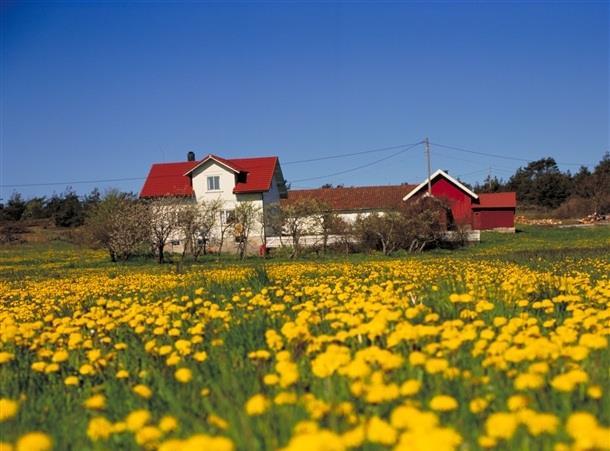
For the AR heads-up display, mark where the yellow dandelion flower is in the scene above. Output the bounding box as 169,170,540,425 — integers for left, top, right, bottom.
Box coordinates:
174,368,192,383
430,395,458,412
84,394,106,410
16,432,52,451
159,416,178,433
87,417,113,441
133,384,152,399
64,376,79,386
0,399,19,422
126,409,151,431
245,394,269,416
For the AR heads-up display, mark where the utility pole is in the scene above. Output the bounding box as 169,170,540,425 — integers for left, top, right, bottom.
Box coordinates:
425,137,432,194
487,166,492,190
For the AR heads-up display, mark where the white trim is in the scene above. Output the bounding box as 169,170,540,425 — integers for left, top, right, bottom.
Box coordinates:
183,155,240,176
402,169,479,201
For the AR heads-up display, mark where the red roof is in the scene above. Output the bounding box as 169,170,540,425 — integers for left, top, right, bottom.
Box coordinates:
140,155,279,198
230,157,278,194
473,192,517,209
140,161,196,198
282,185,417,211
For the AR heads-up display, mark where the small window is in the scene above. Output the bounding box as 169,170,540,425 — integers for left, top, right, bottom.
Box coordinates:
222,209,236,224
207,176,220,191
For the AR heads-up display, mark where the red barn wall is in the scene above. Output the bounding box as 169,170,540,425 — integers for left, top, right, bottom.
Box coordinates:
430,178,473,226
473,209,515,229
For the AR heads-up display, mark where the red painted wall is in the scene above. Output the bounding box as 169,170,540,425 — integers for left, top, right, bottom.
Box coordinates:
430,178,473,226
473,209,515,229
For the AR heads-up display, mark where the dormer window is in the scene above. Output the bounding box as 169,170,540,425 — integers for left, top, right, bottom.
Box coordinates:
207,176,220,191
236,172,247,183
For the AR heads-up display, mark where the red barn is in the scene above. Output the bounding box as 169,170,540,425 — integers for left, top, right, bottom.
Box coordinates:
403,169,516,231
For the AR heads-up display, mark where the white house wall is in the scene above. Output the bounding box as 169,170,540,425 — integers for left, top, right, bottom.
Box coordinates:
191,160,239,206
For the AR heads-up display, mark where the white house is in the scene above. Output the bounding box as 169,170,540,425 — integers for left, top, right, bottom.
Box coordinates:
140,152,287,252
141,153,515,254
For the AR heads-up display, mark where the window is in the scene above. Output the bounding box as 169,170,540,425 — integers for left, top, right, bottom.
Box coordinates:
207,176,220,191
221,209,235,224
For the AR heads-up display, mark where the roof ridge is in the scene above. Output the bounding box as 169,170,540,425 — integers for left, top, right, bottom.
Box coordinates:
290,184,415,191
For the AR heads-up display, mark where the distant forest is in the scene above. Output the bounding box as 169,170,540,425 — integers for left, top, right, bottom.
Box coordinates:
1,152,609,226
471,153,609,217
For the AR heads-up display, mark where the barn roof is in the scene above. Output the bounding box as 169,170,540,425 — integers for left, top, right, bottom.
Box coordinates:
403,169,479,201
473,192,517,209
282,185,417,212
140,155,280,198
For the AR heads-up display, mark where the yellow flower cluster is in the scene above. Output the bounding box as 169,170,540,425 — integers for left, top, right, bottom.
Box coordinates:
0,248,609,450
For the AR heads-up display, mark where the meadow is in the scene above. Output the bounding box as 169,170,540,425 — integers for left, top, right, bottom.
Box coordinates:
1,226,609,451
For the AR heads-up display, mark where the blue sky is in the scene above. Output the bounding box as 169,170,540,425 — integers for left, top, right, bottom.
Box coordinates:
1,1,608,199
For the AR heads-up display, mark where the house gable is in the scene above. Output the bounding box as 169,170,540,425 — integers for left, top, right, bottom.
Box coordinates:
403,169,478,201
184,154,243,176
190,159,239,202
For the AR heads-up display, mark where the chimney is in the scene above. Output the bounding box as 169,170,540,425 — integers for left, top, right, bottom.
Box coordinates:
187,151,195,161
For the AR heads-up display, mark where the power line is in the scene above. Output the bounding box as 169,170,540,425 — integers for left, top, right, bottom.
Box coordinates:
290,141,423,183
282,142,422,165
2,138,593,190
1,141,425,189
430,141,590,167
431,148,517,172
0,176,146,189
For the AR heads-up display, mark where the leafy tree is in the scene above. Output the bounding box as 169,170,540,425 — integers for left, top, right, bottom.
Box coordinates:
22,197,49,220
474,175,504,193
47,188,85,227
83,188,102,214
1,192,27,221
570,166,594,199
592,152,610,213
507,158,571,209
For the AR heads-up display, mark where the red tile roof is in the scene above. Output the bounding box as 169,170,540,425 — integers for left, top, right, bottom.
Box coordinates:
473,192,517,209
282,185,417,211
140,156,279,198
140,161,196,198
231,157,278,194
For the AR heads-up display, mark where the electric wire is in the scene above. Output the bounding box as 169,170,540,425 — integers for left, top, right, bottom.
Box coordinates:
289,141,423,183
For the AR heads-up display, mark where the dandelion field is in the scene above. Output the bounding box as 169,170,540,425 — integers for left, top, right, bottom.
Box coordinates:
1,227,609,451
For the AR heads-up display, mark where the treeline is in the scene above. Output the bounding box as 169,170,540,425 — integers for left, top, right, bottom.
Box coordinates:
0,188,103,226
474,153,610,216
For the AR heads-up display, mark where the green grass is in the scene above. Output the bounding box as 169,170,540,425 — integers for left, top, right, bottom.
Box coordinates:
1,225,608,280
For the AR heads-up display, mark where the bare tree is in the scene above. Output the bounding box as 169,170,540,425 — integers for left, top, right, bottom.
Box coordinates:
178,199,223,260
148,197,181,263
85,190,149,261
233,201,261,260
330,216,355,255
215,209,234,255
267,198,323,258
319,204,341,254
399,196,447,252
355,211,404,255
